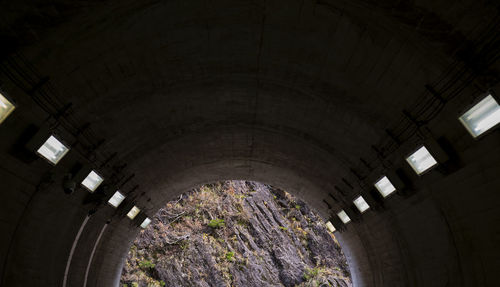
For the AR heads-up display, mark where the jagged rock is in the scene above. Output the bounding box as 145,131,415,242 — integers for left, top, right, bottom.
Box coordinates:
121,181,352,287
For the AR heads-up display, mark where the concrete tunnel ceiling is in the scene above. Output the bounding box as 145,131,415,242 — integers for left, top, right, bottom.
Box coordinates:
0,0,499,286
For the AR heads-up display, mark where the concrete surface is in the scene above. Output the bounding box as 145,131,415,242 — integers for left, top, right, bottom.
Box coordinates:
0,0,499,286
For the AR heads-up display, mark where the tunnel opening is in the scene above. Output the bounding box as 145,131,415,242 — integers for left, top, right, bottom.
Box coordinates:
119,181,351,287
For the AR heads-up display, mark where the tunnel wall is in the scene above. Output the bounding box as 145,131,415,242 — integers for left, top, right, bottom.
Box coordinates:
0,1,499,286
2,111,499,287
337,128,500,287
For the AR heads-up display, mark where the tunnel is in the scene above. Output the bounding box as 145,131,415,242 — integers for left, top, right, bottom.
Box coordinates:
1,0,500,286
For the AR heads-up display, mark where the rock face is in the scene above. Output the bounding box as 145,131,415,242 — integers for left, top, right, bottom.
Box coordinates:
120,181,351,287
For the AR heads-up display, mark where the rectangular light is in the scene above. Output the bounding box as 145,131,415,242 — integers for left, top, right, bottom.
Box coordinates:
140,218,152,228
406,146,438,175
325,221,336,233
108,191,125,208
0,92,15,125
337,210,351,224
127,206,140,219
459,94,500,138
353,196,370,213
374,176,396,197
81,170,104,192
36,135,70,164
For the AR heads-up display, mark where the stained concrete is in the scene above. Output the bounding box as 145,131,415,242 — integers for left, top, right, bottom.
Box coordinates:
0,0,499,286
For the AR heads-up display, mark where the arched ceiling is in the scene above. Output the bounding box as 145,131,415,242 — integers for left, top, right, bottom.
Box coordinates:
0,0,499,286
3,0,488,210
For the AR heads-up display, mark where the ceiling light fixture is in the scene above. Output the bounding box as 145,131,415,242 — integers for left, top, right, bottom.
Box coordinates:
353,196,370,213
81,170,104,192
326,221,336,233
337,210,351,224
406,146,438,175
126,206,140,219
374,176,396,197
36,135,70,165
0,92,15,125
108,191,125,208
459,94,500,138
140,218,152,228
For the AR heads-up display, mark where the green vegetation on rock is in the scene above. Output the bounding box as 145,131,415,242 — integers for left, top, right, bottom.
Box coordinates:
208,218,225,228
225,251,235,262
120,181,351,287
138,260,155,270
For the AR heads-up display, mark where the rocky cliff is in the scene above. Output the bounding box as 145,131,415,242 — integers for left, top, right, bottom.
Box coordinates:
120,181,351,287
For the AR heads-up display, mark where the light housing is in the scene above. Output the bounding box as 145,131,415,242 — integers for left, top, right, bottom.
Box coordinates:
374,176,396,197
337,210,351,224
140,218,152,228
108,191,125,208
81,170,104,192
459,94,500,138
127,206,141,219
325,221,336,233
36,135,70,165
353,196,370,213
0,92,15,125
406,146,438,175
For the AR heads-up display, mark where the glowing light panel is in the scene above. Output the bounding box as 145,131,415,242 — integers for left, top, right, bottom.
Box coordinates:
0,92,15,125
127,206,140,219
374,176,396,197
108,191,125,208
406,146,438,175
459,94,500,138
140,218,152,228
36,135,70,164
326,221,336,233
353,196,370,213
81,171,104,192
337,210,351,224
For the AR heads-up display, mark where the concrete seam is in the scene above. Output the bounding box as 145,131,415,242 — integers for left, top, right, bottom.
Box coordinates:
62,215,90,287
83,223,108,287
